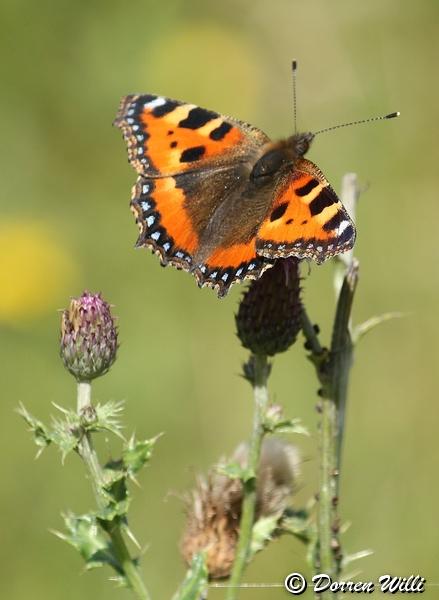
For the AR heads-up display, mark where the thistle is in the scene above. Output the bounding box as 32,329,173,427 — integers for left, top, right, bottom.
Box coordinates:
236,258,302,357
180,438,300,580
60,291,118,382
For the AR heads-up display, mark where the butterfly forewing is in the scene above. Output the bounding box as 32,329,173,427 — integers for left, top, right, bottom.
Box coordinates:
114,94,269,178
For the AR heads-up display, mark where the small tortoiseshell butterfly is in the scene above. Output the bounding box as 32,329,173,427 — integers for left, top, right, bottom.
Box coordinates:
114,63,398,297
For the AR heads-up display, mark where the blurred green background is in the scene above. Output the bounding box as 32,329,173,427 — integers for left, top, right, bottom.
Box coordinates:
1,1,438,598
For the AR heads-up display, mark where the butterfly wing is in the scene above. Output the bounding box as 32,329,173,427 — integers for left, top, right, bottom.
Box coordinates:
256,158,356,263
130,169,271,298
115,94,272,296
114,94,269,177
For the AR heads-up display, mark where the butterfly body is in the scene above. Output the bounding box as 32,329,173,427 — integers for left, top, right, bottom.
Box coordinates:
115,94,355,297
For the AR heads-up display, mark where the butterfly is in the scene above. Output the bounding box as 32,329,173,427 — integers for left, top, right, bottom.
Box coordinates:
114,84,357,297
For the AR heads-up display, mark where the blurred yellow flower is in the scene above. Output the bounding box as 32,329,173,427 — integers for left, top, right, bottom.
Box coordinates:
0,220,79,324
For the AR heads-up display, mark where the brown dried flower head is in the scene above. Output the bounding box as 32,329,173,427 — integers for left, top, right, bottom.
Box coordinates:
180,438,300,579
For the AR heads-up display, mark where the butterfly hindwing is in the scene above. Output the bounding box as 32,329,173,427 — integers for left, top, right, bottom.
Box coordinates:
131,167,271,297
256,158,356,263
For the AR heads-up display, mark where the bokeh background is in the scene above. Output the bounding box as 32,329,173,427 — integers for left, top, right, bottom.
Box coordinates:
1,1,438,598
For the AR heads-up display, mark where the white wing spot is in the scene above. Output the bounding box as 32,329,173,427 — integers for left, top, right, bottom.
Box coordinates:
338,220,350,235
142,184,150,194
151,231,160,241
127,109,134,116
236,267,243,277
248,263,255,271
137,147,143,155
221,273,229,282
175,251,184,259
141,201,150,211
210,271,218,279
132,125,139,131
146,215,155,227
144,97,166,109
127,118,134,124
163,242,171,252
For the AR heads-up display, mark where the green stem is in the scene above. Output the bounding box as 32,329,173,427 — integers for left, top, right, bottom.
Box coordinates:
330,261,358,485
301,175,360,598
76,381,151,600
225,354,269,600
302,275,357,596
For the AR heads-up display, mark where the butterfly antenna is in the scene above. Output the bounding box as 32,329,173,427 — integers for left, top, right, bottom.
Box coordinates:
313,111,400,136
292,59,298,134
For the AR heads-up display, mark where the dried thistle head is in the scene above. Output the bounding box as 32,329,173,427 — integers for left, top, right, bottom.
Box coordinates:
60,291,118,382
236,258,302,356
180,438,300,579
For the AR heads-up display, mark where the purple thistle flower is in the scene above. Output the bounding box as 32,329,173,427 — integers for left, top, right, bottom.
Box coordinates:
60,291,118,382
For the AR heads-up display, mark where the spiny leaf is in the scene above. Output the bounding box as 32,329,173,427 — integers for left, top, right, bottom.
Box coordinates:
54,512,122,574
122,433,162,477
217,461,254,483
280,508,313,544
172,552,208,600
98,465,130,522
250,514,280,557
94,400,125,438
17,404,52,455
264,415,309,436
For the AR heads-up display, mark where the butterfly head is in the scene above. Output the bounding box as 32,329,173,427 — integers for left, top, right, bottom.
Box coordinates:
289,132,315,158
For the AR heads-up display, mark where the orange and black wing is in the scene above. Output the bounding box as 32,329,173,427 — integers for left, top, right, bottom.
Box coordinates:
115,94,271,296
114,94,269,177
256,158,356,263
130,170,270,298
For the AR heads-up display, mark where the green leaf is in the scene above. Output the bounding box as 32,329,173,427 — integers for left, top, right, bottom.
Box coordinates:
172,552,208,600
279,508,312,544
250,514,280,557
93,400,125,438
54,512,122,574
353,312,405,344
265,416,309,436
342,548,374,569
50,410,81,461
17,403,52,456
98,463,130,522
122,433,162,477
217,461,254,483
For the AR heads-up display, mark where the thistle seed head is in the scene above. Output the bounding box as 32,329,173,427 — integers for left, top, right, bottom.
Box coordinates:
180,438,300,579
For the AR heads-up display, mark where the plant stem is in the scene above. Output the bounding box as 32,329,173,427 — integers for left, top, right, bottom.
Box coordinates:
301,174,360,598
76,381,151,600
330,261,358,485
225,353,269,600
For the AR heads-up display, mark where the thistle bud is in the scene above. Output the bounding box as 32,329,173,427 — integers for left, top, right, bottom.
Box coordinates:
236,258,302,356
60,291,118,382
180,438,300,579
